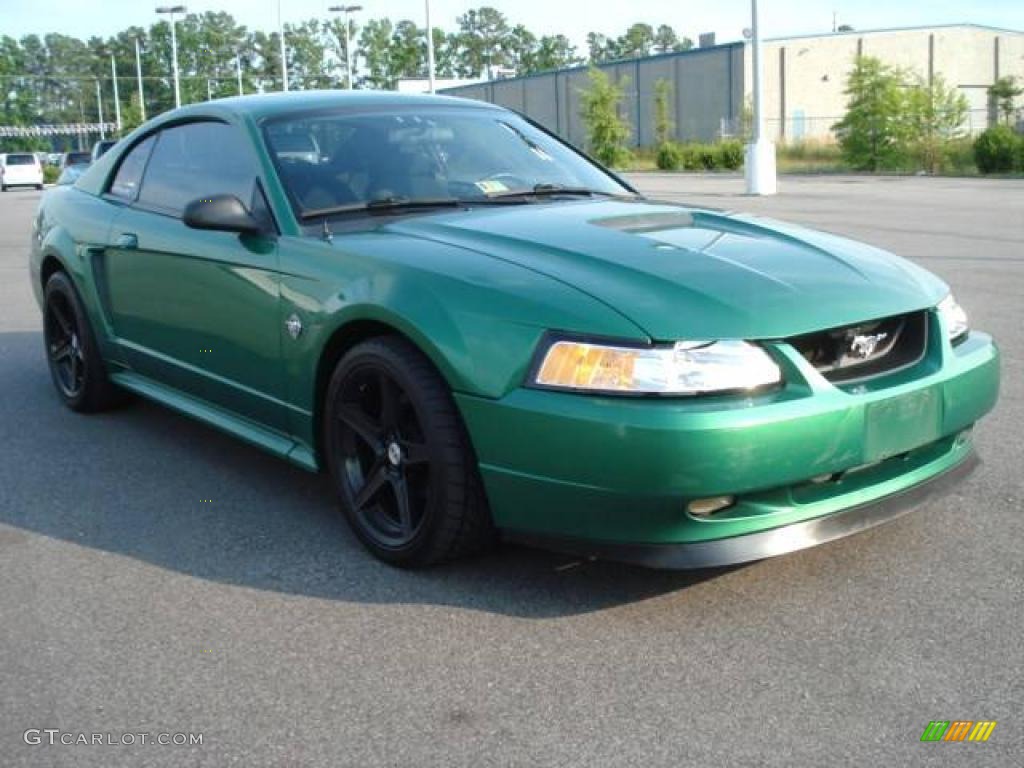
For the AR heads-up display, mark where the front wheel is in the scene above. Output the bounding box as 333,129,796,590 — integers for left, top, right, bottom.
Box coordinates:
324,336,494,567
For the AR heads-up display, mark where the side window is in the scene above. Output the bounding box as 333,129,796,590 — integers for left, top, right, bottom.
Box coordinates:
136,121,257,217
109,135,155,201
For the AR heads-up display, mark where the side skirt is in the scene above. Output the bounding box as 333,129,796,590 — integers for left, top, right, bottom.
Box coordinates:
110,371,319,472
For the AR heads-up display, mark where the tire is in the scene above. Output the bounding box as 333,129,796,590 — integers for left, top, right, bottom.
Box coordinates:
324,336,494,567
42,271,122,412
1,185,7,192
36,184,44,191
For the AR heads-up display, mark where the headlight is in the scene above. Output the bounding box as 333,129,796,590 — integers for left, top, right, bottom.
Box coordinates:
531,337,782,395
937,293,969,342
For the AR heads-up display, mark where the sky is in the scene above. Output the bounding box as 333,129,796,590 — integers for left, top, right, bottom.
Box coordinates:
1,0,1022,50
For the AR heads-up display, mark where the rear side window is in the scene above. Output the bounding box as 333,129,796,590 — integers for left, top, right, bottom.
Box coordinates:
6,154,35,165
136,121,257,217
109,135,155,201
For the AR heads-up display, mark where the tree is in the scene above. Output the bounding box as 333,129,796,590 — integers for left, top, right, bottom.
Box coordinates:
358,18,394,88
616,23,655,59
391,20,426,80
505,24,537,73
324,17,359,87
833,56,907,171
653,25,692,54
988,76,1022,125
533,35,579,73
586,32,616,63
653,78,673,145
579,66,632,167
904,75,968,173
285,19,329,90
455,6,510,78
431,28,458,78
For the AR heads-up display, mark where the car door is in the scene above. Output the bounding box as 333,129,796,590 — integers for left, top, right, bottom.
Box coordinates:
99,120,288,432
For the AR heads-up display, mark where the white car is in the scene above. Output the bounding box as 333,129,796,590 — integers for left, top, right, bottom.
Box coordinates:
1,153,45,191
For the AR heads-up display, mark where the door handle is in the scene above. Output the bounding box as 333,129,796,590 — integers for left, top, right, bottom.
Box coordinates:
115,232,138,250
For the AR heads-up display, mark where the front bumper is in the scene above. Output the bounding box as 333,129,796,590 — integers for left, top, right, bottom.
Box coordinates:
506,451,979,568
456,321,999,563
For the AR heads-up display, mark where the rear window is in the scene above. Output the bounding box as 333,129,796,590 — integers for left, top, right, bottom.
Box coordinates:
6,154,35,166
67,152,91,166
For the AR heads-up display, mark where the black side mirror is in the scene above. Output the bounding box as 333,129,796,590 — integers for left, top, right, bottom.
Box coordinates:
183,194,262,234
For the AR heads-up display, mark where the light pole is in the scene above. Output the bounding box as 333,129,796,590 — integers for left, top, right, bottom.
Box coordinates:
155,5,186,109
95,80,105,140
110,54,122,134
134,38,146,122
744,0,777,195
425,0,436,93
328,5,362,90
236,54,244,95
278,0,289,91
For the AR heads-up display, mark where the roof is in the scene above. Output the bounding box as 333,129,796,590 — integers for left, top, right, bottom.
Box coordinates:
170,89,494,122
767,22,1024,43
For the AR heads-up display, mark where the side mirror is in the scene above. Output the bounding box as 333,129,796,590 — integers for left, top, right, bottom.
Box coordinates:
183,194,262,234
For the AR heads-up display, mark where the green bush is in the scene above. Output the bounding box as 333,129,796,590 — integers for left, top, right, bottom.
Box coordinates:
1018,135,1024,172
656,141,682,171
973,125,1019,174
43,165,60,184
717,140,745,170
680,143,703,170
943,138,977,175
697,143,718,170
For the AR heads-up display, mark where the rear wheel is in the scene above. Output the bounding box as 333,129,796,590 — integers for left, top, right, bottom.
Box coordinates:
325,336,494,567
43,271,122,412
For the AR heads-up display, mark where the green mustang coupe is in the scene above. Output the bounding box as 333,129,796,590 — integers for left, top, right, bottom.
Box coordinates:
30,91,999,568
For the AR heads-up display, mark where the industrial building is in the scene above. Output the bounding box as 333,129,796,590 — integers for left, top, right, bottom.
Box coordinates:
440,23,1024,146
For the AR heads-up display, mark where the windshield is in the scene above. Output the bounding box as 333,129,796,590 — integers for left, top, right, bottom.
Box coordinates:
6,154,35,165
263,106,633,217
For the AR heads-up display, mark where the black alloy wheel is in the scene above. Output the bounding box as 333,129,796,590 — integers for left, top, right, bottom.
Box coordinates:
42,271,122,412
325,336,493,566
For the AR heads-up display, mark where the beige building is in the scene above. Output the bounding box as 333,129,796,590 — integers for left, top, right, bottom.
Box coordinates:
754,24,1024,142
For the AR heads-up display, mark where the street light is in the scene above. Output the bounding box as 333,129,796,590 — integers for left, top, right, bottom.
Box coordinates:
328,5,362,90
424,0,435,93
95,80,105,141
134,38,146,122
744,0,777,195
278,0,289,91
110,54,122,134
155,5,186,109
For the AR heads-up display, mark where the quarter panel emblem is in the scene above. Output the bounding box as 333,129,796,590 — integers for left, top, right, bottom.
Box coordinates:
285,313,303,339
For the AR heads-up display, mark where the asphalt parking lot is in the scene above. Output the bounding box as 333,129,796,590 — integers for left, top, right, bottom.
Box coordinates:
1,174,1021,767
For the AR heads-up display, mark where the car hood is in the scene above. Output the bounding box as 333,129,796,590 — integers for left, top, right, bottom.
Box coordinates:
385,199,947,340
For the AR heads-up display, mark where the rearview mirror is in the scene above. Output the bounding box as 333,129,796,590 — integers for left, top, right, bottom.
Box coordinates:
183,194,262,234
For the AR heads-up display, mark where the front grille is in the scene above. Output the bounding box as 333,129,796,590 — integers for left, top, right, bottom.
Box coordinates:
788,311,928,383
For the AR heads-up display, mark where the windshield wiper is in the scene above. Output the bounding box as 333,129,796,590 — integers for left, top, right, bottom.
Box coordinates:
486,183,623,200
299,196,463,220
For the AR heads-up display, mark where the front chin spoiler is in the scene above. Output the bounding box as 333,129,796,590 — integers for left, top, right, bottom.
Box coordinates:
504,451,980,570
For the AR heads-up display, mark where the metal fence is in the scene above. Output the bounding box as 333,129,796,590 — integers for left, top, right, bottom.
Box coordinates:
440,43,746,147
